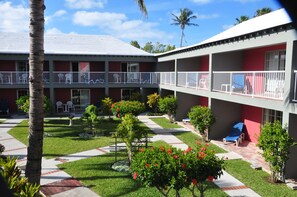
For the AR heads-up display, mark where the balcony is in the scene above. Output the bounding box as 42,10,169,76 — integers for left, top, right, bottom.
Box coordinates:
213,71,285,100
108,72,160,84
0,71,49,85
160,72,175,86
177,72,209,90
53,72,105,84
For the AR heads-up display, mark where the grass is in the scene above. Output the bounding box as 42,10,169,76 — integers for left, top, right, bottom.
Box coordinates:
59,142,228,197
8,118,153,159
172,131,227,154
225,159,297,197
150,117,182,129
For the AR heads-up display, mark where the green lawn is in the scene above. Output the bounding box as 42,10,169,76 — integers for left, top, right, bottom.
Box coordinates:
172,131,227,154
8,118,153,158
225,159,297,197
60,143,228,197
150,117,182,129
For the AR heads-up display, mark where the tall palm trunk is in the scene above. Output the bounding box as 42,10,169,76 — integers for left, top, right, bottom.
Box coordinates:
180,28,184,47
25,0,45,185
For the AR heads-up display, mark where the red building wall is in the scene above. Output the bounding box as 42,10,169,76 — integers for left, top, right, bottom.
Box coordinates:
109,88,121,101
54,61,70,71
90,62,105,72
109,62,121,72
0,89,17,112
241,105,262,143
199,56,209,71
140,62,155,72
90,88,105,104
0,61,16,71
55,89,71,103
199,96,208,107
242,44,286,71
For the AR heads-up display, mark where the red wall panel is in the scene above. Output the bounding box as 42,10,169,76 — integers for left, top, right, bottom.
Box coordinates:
140,62,155,72
241,105,262,143
108,88,121,101
90,88,105,104
109,62,121,72
199,56,209,71
55,89,71,103
0,61,15,71
199,96,208,107
54,61,70,71
90,62,105,72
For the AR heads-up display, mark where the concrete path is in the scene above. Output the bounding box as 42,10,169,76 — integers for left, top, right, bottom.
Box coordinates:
0,115,261,197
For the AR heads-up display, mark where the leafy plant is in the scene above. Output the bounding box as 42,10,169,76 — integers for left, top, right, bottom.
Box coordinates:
147,93,160,113
101,97,113,119
111,100,145,118
257,121,296,183
0,156,40,196
131,143,224,197
158,95,177,122
81,105,99,136
188,106,215,142
16,95,53,115
114,114,146,164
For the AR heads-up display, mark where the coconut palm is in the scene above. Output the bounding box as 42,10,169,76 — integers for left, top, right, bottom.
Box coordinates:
171,8,198,47
25,0,147,185
234,15,250,25
254,7,272,17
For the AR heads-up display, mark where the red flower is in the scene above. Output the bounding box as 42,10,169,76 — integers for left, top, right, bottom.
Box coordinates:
145,163,150,168
201,147,206,151
155,163,159,167
159,146,165,151
196,141,201,145
167,149,172,154
117,114,120,117
192,179,197,186
185,146,192,153
133,172,138,180
139,148,145,152
207,176,214,182
116,108,120,111
206,143,210,147
173,155,178,159
181,163,186,169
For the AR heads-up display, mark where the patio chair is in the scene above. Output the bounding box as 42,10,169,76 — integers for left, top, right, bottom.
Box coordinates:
223,121,245,146
58,73,64,83
182,118,190,124
56,101,63,113
65,73,72,84
231,74,245,93
66,101,75,112
19,73,28,84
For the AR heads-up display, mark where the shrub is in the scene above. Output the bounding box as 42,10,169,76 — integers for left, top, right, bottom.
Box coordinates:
81,105,99,136
101,97,113,119
257,121,296,183
0,156,40,196
131,143,224,197
114,114,146,164
188,106,215,141
16,95,53,114
130,92,142,101
111,100,145,118
147,93,160,113
158,96,177,122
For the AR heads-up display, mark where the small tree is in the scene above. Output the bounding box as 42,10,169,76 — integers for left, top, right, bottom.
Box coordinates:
115,114,145,164
81,105,98,136
147,92,160,113
16,95,52,115
158,96,177,123
101,97,113,119
257,121,296,183
188,106,215,142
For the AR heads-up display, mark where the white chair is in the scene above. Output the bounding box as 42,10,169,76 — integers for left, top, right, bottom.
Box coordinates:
19,73,28,84
58,73,64,83
199,78,207,89
56,101,63,112
65,73,72,84
113,73,121,83
66,101,75,112
0,73,3,83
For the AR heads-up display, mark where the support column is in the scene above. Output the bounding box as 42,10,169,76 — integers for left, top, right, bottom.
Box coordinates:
49,59,55,105
105,61,109,97
175,59,178,87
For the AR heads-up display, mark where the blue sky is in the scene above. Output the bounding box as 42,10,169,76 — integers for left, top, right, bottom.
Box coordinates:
0,0,283,48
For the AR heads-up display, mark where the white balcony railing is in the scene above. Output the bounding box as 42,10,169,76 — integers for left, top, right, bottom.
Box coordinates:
53,72,105,84
293,70,297,102
108,72,160,84
160,72,175,86
213,71,285,100
177,72,209,90
0,71,49,85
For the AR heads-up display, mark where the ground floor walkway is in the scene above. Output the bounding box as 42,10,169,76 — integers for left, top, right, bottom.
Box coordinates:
0,115,262,197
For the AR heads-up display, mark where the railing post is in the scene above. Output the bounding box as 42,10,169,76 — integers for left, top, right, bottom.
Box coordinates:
196,72,199,89
229,72,233,95
252,72,255,98
294,72,297,101
186,72,188,88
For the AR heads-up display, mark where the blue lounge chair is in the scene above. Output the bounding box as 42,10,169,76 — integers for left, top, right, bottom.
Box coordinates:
223,122,244,146
182,118,190,124
232,74,245,92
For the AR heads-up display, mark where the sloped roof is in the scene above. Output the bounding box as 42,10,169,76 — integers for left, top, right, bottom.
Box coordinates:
158,8,292,56
0,32,153,56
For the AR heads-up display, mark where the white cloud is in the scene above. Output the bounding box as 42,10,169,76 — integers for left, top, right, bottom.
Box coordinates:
46,27,64,34
197,13,219,19
0,2,29,32
65,0,106,9
189,0,213,4
45,10,67,24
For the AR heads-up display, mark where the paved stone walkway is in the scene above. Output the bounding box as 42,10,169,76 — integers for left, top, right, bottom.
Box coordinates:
0,115,261,197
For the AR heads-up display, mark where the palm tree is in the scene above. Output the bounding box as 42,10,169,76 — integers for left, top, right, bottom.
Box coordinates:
171,8,198,47
234,15,250,25
25,0,147,185
254,7,272,17
25,0,45,185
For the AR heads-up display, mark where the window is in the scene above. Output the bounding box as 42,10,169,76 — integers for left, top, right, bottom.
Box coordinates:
121,88,140,100
71,89,90,110
263,109,282,124
265,50,286,71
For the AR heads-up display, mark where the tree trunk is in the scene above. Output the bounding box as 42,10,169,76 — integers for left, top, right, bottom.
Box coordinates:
180,28,184,47
25,0,45,185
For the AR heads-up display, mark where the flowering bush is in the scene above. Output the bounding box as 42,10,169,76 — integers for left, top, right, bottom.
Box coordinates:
131,143,224,197
111,100,145,118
